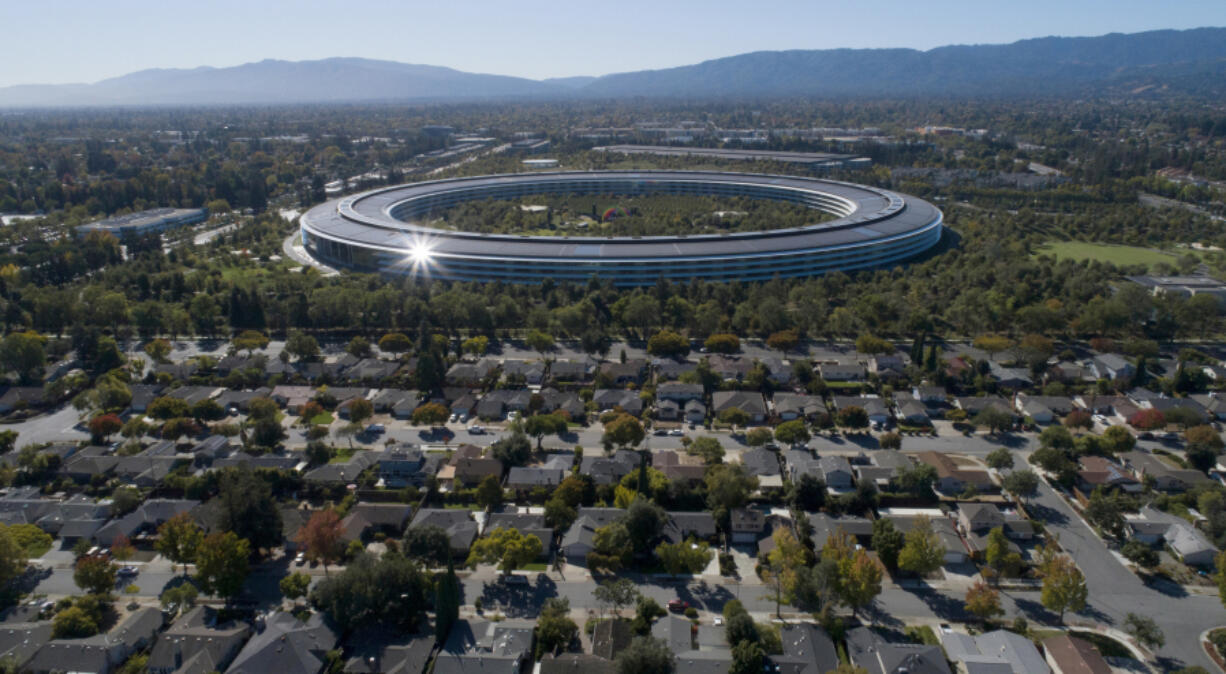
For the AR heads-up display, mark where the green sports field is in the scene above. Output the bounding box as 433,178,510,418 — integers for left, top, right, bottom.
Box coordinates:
1034,241,1181,269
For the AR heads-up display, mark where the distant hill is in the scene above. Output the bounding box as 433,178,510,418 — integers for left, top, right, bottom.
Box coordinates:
2,27,1225,107
0,57,563,107
581,28,1226,98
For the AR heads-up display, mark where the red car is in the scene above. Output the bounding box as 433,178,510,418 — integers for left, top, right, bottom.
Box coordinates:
667,599,688,612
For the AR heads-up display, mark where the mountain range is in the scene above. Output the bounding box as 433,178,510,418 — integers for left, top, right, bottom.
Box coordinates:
3,27,1225,107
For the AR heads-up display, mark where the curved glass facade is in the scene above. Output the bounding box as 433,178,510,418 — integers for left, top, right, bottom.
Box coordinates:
300,170,943,286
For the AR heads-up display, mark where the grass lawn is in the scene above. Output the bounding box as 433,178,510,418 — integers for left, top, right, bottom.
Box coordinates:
309,412,334,425
521,562,548,571
1034,241,1180,270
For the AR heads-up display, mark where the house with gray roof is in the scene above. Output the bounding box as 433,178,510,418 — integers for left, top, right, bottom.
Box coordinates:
342,630,433,674
941,629,1049,674
505,466,565,494
226,611,337,674
434,619,534,674
579,451,639,486
818,455,855,490
711,391,767,423
0,620,52,671
148,606,251,674
560,507,625,562
846,626,952,674
484,511,552,553
592,389,643,416
1090,354,1134,380
409,509,478,557
304,450,379,484
770,624,839,674
657,382,703,403
772,393,824,421
95,498,199,546
27,606,163,674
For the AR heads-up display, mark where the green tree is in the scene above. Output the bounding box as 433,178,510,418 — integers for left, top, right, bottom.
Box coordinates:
718,407,751,427
435,560,461,641
311,551,429,632
467,527,543,574
525,413,567,449
346,336,373,358
378,332,413,354
155,512,204,575
0,331,46,384
655,538,712,576
871,518,904,571
280,572,311,600
535,597,578,657
194,532,250,600
615,636,675,674
985,448,1014,471
411,401,450,426
231,330,269,355
404,526,451,566
897,515,943,577
588,522,632,572
52,606,99,639
762,527,807,616
729,641,765,674
143,338,171,363
773,420,811,446
854,334,893,355
216,470,282,551
1122,540,1159,569
765,329,800,356
602,414,645,449
594,578,639,617
1040,555,1087,622
74,556,117,595
471,473,505,508
836,406,869,429
745,428,774,447
687,436,725,464
974,406,1014,434
1001,469,1040,503
526,330,555,356
1123,612,1164,651
285,330,320,361
461,336,489,356
704,334,740,354
647,330,690,357
624,498,666,557
704,463,758,528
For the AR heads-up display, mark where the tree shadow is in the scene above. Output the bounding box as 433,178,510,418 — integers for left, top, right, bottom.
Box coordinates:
478,575,558,617
1011,597,1057,623
674,579,734,612
1142,575,1188,597
985,433,1028,449
1024,502,1069,526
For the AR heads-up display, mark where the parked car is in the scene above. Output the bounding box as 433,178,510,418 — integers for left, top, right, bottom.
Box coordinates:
668,429,683,436
469,425,485,434
501,574,529,585
294,552,306,566
667,599,688,612
365,423,386,434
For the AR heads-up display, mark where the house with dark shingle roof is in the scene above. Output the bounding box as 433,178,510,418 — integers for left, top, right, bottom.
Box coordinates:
341,630,433,674
339,503,413,543
27,606,164,674
409,509,478,557
304,451,379,484
148,605,251,674
226,611,337,674
711,391,767,423
770,623,839,674
846,626,952,674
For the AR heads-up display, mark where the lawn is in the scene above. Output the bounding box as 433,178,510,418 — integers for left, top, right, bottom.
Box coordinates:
309,412,334,426
1034,241,1180,270
521,562,548,571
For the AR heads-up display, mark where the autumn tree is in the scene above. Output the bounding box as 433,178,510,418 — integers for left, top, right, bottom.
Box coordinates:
762,527,807,617
296,509,344,575
973,334,1014,360
602,414,645,450
765,329,800,356
412,402,449,426
74,556,117,595
964,580,1003,623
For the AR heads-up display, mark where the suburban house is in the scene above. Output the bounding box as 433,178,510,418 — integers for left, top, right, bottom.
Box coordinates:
832,395,890,426
408,509,479,557
560,507,625,563
914,451,996,494
818,455,855,490
884,512,968,565
226,612,338,674
485,511,553,553
1127,505,1217,566
773,393,824,421
1075,456,1141,496
819,363,866,382
711,391,768,423
593,389,644,416
1119,451,1213,492
729,507,767,544
846,626,953,674
1042,635,1111,674
1089,354,1135,381
656,382,704,404
147,606,251,674
941,630,1049,674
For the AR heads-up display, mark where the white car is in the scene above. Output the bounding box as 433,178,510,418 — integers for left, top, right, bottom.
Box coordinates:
448,413,458,423
469,425,485,435
668,429,684,436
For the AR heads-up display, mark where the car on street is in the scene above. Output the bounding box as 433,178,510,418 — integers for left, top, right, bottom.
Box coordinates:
295,552,306,566
501,574,529,585
448,413,458,423
365,423,385,434
470,425,485,434
668,429,683,436
667,599,688,612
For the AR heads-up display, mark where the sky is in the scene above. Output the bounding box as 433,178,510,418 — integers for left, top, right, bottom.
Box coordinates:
2,0,1225,88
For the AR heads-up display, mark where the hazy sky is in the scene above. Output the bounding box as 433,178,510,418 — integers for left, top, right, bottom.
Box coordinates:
2,0,1225,87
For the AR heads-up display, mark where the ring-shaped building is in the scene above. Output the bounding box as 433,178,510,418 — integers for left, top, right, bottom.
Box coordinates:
299,170,942,286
